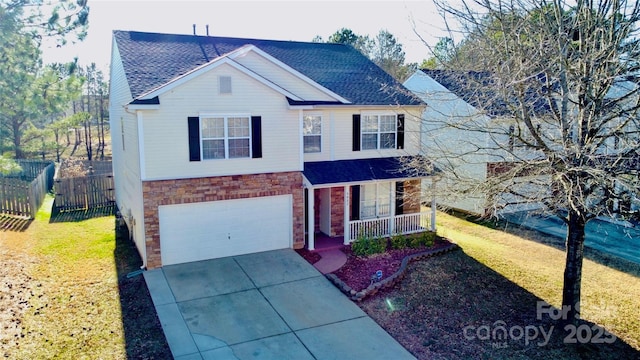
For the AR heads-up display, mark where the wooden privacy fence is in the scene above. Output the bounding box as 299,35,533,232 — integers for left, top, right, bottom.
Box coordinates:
0,160,55,218
53,161,115,213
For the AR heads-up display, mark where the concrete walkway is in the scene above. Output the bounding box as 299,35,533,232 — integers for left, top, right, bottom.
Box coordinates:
144,249,415,359
313,249,348,274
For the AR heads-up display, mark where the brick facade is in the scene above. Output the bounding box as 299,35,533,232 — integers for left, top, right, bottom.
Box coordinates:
142,172,304,269
329,187,345,236
402,180,422,213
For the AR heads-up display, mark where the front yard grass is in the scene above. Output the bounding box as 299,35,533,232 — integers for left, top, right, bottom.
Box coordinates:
360,210,640,359
0,196,169,359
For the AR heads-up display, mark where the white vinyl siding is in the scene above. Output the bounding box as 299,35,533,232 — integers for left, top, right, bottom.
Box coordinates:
109,40,147,264
233,50,337,101
303,115,322,153
140,63,301,180
303,108,423,162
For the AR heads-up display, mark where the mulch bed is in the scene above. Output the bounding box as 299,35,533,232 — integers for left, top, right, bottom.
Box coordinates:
334,238,454,292
298,237,453,292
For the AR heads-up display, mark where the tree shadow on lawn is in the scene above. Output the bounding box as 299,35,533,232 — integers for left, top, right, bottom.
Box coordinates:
360,249,639,360
113,218,172,359
450,210,640,278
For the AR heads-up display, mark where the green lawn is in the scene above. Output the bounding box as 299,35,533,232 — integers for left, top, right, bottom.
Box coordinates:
1,196,169,359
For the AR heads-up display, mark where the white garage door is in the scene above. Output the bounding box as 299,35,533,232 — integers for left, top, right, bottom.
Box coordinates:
159,195,292,265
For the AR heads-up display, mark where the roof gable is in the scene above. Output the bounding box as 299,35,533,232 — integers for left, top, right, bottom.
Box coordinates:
113,30,423,106
135,48,303,102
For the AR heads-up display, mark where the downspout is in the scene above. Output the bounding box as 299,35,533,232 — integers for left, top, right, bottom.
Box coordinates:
430,176,438,232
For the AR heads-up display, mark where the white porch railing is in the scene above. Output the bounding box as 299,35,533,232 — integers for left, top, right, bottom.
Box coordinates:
347,212,432,242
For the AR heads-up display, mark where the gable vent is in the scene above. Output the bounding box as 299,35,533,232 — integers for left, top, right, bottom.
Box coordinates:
219,76,232,94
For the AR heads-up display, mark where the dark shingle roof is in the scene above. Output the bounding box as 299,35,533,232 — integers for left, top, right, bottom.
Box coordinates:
303,156,433,185
420,69,550,117
114,30,422,106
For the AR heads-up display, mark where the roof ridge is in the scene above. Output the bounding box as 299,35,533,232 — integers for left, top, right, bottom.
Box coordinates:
114,29,352,49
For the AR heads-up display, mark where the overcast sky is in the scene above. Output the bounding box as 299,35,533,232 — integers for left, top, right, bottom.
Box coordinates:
41,0,455,74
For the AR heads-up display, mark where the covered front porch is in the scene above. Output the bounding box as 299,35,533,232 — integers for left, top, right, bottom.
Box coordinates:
303,157,436,251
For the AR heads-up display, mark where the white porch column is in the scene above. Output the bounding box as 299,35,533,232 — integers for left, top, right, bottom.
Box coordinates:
389,182,396,235
430,179,437,231
308,187,315,251
343,185,350,245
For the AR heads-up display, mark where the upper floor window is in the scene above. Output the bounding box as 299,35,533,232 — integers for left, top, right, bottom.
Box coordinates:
361,114,398,150
201,116,250,159
303,115,322,153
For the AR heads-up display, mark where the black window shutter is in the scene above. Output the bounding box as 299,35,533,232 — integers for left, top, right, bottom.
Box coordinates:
188,116,201,161
352,114,361,151
351,185,360,220
397,114,405,150
395,181,404,215
251,116,262,158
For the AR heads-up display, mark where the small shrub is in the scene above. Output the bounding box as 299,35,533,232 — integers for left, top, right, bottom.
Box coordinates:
408,234,423,248
351,233,369,257
352,231,387,257
370,237,387,254
421,231,436,247
390,233,407,250
407,231,437,248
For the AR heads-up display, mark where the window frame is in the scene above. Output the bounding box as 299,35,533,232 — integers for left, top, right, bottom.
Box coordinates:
360,182,392,219
360,114,397,150
200,114,252,160
303,114,322,153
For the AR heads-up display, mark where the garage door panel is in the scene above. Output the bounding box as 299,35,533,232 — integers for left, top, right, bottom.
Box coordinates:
159,195,292,265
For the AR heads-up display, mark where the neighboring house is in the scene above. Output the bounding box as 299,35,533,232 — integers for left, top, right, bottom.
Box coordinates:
405,69,640,217
404,69,493,214
109,30,434,269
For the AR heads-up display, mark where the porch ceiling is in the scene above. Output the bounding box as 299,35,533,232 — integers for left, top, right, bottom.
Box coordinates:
302,156,432,186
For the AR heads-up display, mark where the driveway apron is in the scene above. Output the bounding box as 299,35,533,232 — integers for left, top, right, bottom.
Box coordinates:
144,249,416,360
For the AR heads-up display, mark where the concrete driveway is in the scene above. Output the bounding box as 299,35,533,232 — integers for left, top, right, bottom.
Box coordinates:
144,249,415,359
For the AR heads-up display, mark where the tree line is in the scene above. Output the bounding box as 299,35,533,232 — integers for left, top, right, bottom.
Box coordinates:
313,28,419,82
0,0,107,166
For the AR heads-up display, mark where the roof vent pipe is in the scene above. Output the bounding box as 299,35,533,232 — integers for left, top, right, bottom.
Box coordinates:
206,24,209,36
193,24,196,35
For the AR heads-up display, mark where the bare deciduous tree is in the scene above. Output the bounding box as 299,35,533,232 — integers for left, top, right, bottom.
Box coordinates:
412,0,640,325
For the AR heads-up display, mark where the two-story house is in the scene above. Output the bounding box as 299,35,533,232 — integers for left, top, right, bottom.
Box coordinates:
109,30,434,269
